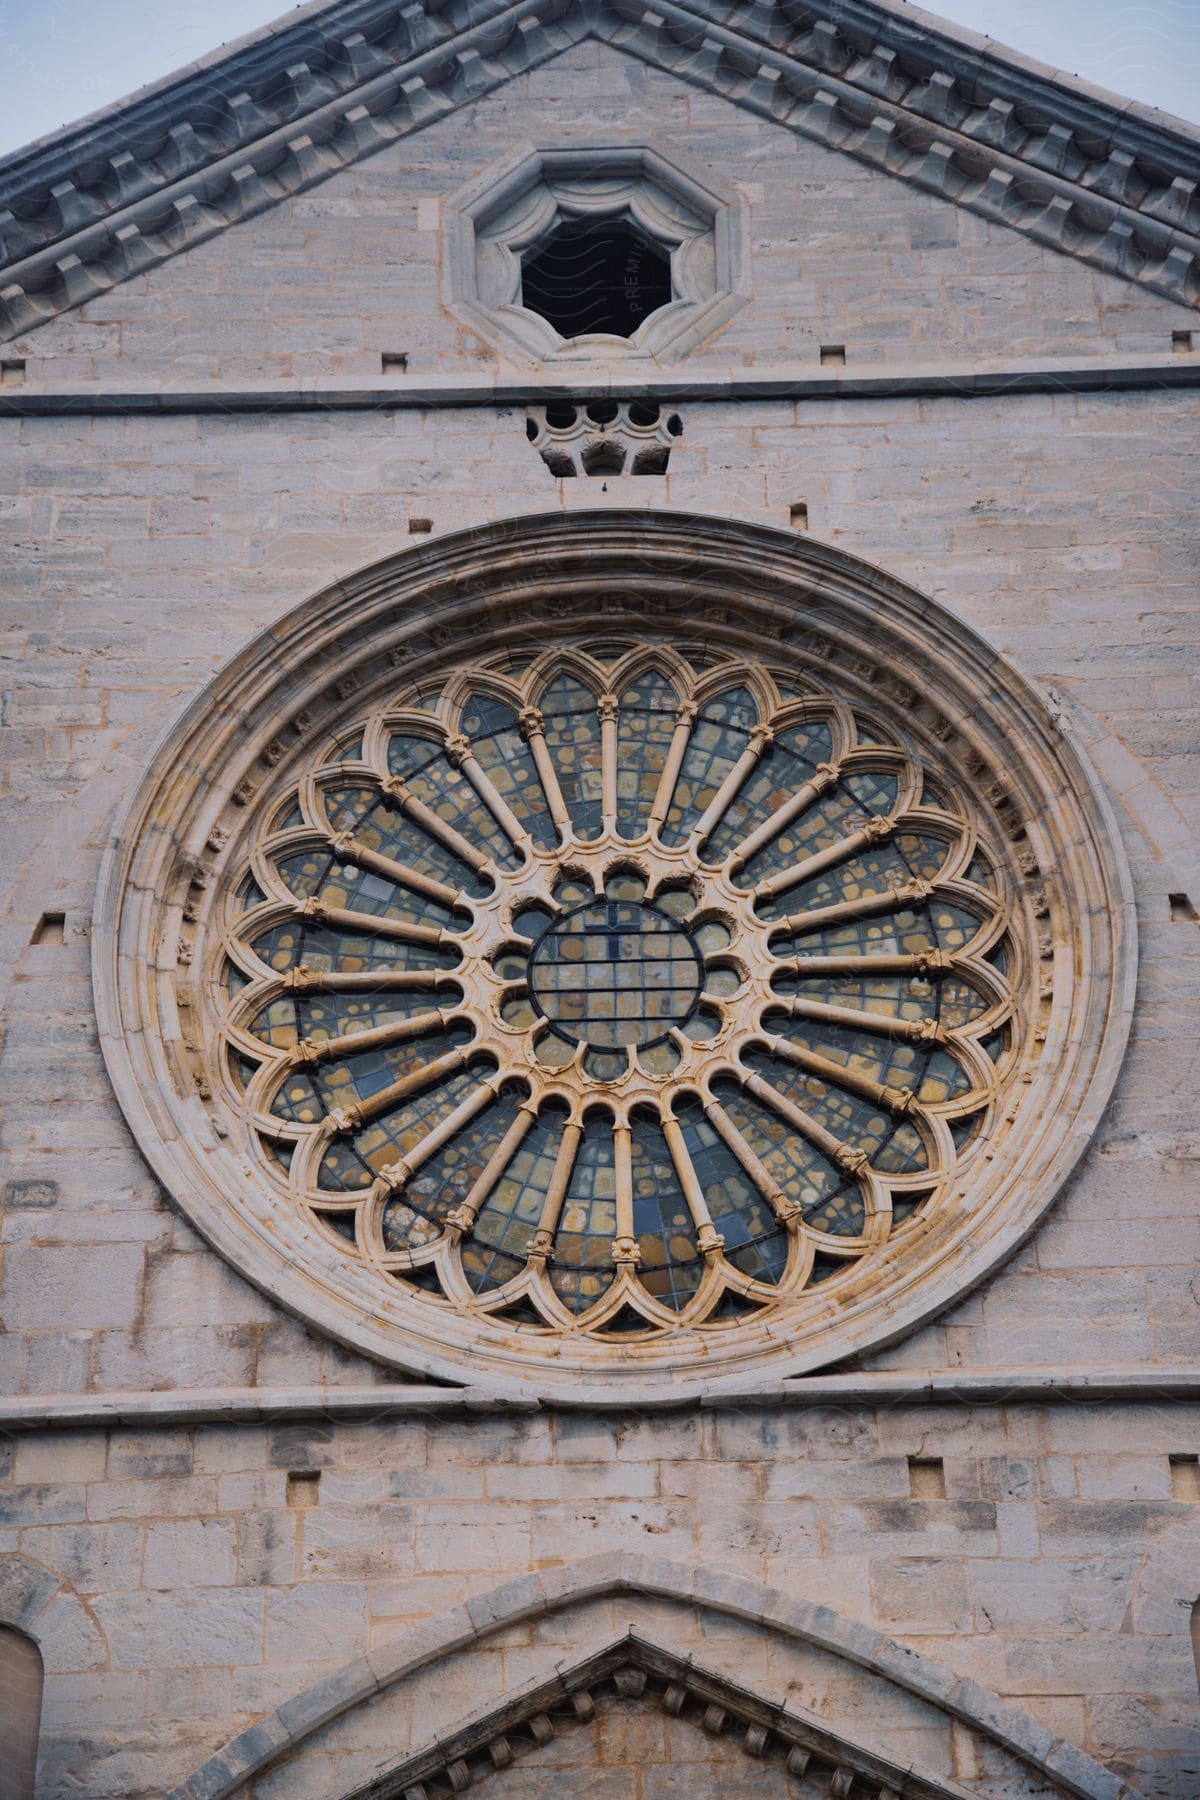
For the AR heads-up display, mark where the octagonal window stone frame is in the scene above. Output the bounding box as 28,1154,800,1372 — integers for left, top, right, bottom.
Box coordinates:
443,141,750,362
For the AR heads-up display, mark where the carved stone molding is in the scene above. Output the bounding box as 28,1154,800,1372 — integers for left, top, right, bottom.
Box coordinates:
1,0,1198,342
343,1633,978,1799
92,509,1135,1404
526,396,684,476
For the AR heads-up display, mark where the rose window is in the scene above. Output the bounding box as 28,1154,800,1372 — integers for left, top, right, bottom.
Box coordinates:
96,514,1133,1395
221,643,1018,1337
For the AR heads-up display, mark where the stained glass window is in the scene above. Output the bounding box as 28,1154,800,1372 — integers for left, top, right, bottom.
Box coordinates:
221,643,1019,1339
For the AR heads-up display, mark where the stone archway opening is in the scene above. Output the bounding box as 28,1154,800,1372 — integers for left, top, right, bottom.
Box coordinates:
0,1625,43,1800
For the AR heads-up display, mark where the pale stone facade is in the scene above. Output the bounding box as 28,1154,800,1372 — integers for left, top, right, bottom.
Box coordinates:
0,4,1198,1797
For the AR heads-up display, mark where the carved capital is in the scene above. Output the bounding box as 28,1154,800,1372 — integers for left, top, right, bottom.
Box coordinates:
326,1104,363,1135
912,1018,946,1044
883,1085,919,1116
835,1145,870,1176
893,878,934,906
525,1228,555,1269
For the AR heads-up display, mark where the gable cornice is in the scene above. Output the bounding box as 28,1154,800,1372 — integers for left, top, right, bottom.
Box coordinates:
1,0,1198,342
341,1631,982,1799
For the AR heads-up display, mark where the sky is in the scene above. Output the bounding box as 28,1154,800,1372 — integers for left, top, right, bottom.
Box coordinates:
0,0,1197,159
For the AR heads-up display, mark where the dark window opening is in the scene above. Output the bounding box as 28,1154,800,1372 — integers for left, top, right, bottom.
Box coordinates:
0,1626,43,1800
521,217,672,340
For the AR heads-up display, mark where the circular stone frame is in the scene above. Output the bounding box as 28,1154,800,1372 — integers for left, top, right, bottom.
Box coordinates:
93,511,1136,1403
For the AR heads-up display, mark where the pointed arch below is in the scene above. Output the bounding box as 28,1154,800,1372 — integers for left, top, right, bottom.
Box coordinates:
165,1553,1139,1800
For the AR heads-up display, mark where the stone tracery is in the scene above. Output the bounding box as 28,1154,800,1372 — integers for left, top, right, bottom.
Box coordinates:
222,641,1015,1340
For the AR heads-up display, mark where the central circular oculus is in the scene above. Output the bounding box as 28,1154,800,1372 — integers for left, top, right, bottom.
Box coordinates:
528,899,703,1049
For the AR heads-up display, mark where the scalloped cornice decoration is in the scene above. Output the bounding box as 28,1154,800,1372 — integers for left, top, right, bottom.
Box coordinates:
1,0,1198,341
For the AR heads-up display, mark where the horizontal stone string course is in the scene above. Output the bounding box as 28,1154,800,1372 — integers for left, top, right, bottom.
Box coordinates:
2,1366,1196,1427
2,0,1199,339
2,352,1200,417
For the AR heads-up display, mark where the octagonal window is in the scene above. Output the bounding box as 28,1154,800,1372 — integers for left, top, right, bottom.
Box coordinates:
521,216,673,340
444,142,749,362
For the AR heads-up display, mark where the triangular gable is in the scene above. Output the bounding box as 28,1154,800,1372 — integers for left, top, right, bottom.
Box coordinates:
340,1631,981,1799
1,0,1198,342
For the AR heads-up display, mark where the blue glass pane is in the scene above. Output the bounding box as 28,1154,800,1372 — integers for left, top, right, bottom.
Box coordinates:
616,669,677,841
383,1085,522,1251
672,1094,789,1283
705,720,834,864
463,1102,569,1294
460,693,557,848
324,784,489,896
630,1111,703,1311
539,675,604,840
250,920,460,975
387,734,521,870
660,688,758,846
550,1116,618,1314
317,1055,486,1191
712,1078,863,1236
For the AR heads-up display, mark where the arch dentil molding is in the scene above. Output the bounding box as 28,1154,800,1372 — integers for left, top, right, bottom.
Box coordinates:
93,510,1135,1404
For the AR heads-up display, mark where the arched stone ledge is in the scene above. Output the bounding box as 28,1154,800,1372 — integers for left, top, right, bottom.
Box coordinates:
0,1553,107,1675
166,1552,1140,1800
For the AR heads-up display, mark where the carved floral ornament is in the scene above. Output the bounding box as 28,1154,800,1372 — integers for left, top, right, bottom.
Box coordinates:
94,514,1134,1401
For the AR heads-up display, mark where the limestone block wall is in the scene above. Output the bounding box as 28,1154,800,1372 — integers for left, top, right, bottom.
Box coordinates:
1,1403,1197,1797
